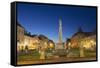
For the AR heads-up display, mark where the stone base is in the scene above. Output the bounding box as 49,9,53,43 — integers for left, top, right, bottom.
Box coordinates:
56,43,64,49
54,49,67,57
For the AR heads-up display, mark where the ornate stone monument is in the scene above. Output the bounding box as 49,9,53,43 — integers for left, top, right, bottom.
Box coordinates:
54,17,67,57
56,17,64,49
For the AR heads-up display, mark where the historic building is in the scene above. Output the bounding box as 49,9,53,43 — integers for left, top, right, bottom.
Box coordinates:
70,28,96,49
24,34,40,50
81,34,96,50
17,23,25,51
17,23,55,52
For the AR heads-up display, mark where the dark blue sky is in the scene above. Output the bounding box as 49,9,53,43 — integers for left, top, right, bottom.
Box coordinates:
17,3,97,42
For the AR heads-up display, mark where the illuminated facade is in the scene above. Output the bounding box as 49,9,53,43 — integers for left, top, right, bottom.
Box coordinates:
17,23,25,51
81,35,96,49
17,23,55,52
70,28,96,49
24,35,40,50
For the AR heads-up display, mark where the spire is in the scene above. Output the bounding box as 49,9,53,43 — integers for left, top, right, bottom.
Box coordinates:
78,27,83,33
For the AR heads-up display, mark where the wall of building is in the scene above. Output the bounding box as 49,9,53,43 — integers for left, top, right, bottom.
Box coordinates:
17,25,25,51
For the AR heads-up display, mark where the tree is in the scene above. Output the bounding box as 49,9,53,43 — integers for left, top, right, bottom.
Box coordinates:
65,38,71,49
48,40,55,50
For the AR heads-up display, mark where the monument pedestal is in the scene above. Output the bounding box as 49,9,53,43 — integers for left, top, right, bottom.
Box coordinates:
56,43,64,49
54,43,67,57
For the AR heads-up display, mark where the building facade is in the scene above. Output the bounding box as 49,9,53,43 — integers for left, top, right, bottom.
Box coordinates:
17,23,55,52
70,28,96,49
17,23,25,51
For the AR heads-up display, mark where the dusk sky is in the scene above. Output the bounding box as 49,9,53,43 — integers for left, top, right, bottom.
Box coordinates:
17,3,97,42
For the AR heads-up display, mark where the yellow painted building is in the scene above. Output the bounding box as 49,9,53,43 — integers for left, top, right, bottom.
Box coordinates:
70,28,96,49
17,23,55,52
17,23,40,51
17,23,25,51
24,35,40,50
81,35,96,49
